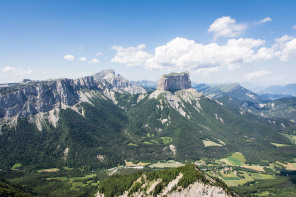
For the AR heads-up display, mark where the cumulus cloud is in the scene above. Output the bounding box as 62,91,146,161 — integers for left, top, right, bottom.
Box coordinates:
64,54,75,61
111,36,296,72
78,46,83,50
273,35,296,61
208,16,247,40
145,37,267,71
79,57,87,62
258,17,272,24
96,52,102,56
111,44,152,67
243,70,271,81
88,58,99,64
2,66,32,75
293,25,296,30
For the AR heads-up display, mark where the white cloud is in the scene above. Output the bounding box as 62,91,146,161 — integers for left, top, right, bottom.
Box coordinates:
111,36,296,73
145,37,267,71
111,44,152,67
208,16,247,40
273,35,296,61
96,52,102,56
64,54,75,61
293,25,296,30
79,57,87,62
1,66,32,75
243,70,271,81
258,17,272,24
78,46,83,50
88,58,99,64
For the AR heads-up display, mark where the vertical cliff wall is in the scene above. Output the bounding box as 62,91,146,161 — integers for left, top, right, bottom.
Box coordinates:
157,72,191,91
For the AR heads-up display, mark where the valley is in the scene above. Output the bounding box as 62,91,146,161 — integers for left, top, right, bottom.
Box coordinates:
1,70,296,196
1,153,296,196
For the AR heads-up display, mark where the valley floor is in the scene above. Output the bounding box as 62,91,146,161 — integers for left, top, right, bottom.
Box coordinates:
1,153,296,197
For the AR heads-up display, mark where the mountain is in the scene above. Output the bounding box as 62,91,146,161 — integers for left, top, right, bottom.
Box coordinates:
259,83,296,97
0,69,146,124
131,80,157,88
96,164,236,197
259,93,293,100
227,96,296,122
0,70,296,171
157,72,191,91
194,83,264,103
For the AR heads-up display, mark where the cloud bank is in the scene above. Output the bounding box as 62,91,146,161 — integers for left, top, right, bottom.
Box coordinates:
111,16,296,75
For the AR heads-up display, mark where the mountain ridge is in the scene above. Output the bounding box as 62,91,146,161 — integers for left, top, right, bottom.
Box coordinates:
0,69,146,125
0,69,296,171
258,83,296,97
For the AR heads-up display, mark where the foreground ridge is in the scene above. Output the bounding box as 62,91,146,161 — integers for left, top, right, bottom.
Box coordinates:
96,164,237,197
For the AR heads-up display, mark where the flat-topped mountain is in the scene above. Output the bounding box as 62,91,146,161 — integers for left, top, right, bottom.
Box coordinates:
157,72,191,91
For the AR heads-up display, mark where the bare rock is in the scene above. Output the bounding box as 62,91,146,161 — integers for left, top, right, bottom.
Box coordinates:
0,69,146,123
157,72,191,91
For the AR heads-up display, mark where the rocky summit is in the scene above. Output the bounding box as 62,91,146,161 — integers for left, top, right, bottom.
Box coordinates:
157,72,191,91
0,69,146,123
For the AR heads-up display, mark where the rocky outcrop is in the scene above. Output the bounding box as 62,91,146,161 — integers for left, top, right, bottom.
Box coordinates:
157,72,191,91
0,69,146,123
149,88,202,118
96,165,236,197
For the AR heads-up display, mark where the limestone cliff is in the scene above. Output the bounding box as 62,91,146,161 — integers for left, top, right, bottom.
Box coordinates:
157,72,191,91
0,69,146,123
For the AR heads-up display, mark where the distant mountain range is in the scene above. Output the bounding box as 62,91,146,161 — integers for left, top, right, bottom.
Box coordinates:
258,83,296,97
193,83,264,103
131,80,158,88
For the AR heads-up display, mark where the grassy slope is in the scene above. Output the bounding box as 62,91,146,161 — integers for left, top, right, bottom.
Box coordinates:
1,89,296,171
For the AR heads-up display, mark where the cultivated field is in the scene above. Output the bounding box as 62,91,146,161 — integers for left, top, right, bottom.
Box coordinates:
149,161,185,168
202,140,222,147
125,160,151,167
38,168,60,173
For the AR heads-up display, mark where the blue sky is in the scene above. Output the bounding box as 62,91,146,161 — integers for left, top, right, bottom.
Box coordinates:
0,0,296,89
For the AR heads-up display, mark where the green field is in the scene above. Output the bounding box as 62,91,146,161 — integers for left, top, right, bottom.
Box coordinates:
271,143,291,147
47,173,99,191
223,170,275,187
11,163,21,170
222,176,240,180
150,139,159,144
202,140,222,147
143,141,153,144
149,161,184,168
38,168,60,173
225,152,246,166
128,143,138,146
160,137,172,144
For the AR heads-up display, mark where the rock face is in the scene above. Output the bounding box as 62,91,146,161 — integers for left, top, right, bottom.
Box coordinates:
158,72,191,91
96,165,236,197
0,69,146,123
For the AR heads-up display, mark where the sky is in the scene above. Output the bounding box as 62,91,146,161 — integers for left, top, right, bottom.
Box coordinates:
0,0,296,90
